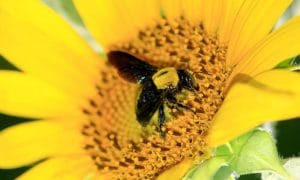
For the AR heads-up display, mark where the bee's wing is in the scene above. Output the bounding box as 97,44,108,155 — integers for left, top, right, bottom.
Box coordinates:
136,81,164,127
107,51,157,84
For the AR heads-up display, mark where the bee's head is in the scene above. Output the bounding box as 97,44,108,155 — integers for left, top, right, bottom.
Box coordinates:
177,69,199,91
152,67,179,90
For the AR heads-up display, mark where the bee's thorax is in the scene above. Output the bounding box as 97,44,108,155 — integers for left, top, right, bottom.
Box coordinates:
152,67,179,90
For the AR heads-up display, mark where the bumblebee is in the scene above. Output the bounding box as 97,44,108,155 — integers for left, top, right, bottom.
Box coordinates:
108,51,199,136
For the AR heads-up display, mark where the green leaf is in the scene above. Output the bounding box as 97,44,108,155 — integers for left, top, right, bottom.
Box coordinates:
282,158,300,179
262,157,300,180
276,55,300,71
276,58,293,69
291,55,300,66
189,128,293,179
213,165,234,180
183,156,229,180
290,55,300,71
215,143,234,157
228,129,291,179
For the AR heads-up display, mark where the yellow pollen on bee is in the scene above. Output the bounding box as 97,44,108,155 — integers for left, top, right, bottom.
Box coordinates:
152,67,179,89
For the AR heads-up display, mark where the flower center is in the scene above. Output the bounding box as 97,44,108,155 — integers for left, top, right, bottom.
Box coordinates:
82,18,229,179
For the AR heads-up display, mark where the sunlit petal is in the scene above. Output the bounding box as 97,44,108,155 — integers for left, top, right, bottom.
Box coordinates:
0,71,77,118
18,156,99,180
0,0,102,98
226,0,291,65
74,0,160,48
0,120,85,168
230,16,300,79
209,70,300,147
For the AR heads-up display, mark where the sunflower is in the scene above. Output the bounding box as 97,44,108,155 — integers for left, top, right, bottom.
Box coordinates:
1,0,300,179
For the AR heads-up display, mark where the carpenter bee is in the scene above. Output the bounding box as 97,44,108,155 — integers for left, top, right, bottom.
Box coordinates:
108,51,199,136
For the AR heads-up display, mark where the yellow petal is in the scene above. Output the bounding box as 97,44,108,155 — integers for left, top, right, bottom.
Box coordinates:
157,159,194,180
0,71,77,118
182,0,231,33
18,156,100,180
0,120,85,168
201,0,226,33
160,0,182,19
208,70,300,147
182,0,204,23
0,0,101,98
74,0,160,48
226,0,292,66
218,0,244,43
120,0,160,29
230,16,300,79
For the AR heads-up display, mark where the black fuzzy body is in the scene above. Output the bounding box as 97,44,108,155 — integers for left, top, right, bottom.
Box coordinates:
108,51,199,136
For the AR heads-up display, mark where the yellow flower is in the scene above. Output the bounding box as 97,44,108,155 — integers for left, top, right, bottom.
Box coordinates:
0,0,300,179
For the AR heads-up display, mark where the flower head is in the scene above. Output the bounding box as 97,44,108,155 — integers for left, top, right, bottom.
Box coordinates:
0,0,300,179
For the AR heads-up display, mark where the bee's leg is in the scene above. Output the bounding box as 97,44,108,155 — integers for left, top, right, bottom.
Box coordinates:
158,104,166,137
166,96,195,113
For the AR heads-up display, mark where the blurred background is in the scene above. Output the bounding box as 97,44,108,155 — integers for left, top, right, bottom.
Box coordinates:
0,0,299,179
